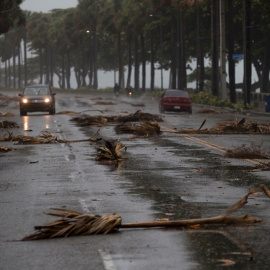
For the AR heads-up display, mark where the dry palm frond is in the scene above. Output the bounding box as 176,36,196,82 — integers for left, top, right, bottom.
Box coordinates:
249,163,270,172
95,139,127,161
0,120,19,128
22,189,265,241
56,111,81,115
70,115,108,127
21,209,121,241
0,111,14,117
1,131,101,144
225,145,270,159
198,109,221,114
115,121,161,137
117,110,163,122
0,145,16,152
181,119,270,134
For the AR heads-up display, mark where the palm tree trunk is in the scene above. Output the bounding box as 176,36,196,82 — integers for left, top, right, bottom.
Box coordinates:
18,45,21,89
127,39,132,87
141,33,146,91
134,36,139,90
150,29,155,91
24,38,27,87
227,0,236,103
39,48,43,84
117,32,122,88
93,30,98,90
211,0,219,97
12,49,16,88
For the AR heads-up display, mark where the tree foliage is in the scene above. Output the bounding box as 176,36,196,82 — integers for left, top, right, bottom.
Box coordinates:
0,0,270,98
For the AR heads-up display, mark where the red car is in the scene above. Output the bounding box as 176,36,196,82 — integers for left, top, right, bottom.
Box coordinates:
159,89,192,114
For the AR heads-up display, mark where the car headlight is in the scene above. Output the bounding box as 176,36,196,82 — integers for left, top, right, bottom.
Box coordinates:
22,98,28,104
44,98,51,103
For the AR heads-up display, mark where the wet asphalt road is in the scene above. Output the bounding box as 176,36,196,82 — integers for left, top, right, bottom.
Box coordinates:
1,90,270,270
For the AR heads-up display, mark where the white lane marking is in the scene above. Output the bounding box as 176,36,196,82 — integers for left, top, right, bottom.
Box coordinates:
79,198,90,213
98,249,117,270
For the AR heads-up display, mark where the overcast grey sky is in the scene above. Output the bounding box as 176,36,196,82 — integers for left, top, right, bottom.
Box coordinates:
21,0,78,13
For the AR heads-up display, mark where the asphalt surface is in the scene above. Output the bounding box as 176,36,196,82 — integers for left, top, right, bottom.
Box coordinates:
1,90,270,270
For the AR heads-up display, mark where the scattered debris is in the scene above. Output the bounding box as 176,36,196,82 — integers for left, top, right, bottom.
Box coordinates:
260,184,270,197
117,110,163,122
0,145,16,152
0,111,14,117
225,145,270,159
198,109,221,114
21,189,265,240
249,162,270,172
0,120,19,128
56,111,81,115
181,118,270,134
0,130,102,144
95,139,127,162
115,121,161,137
70,115,113,127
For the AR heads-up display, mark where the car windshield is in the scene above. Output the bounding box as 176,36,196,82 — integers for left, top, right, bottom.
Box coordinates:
24,87,49,96
165,90,189,98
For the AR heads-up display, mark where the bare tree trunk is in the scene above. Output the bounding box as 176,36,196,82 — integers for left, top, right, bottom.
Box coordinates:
39,48,43,84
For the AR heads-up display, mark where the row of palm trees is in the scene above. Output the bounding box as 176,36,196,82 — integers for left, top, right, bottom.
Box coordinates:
0,0,270,103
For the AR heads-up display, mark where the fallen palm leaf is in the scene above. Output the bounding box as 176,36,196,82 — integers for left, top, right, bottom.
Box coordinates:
117,110,163,122
115,121,161,136
181,119,270,134
249,163,270,172
0,111,14,117
1,130,101,145
225,144,270,159
71,115,108,126
0,145,16,152
21,190,262,241
95,139,127,161
56,111,80,115
198,109,221,114
260,184,270,198
0,120,19,128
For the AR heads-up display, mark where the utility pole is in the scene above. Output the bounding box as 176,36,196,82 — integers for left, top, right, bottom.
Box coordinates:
220,0,226,100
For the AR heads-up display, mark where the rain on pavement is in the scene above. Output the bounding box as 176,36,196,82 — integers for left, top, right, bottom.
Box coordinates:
1,90,270,270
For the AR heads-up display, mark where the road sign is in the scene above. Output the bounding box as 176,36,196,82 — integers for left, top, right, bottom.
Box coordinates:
232,54,244,60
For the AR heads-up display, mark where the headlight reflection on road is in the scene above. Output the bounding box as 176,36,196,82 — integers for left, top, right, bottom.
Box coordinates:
23,115,51,131
44,115,50,129
23,116,29,131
